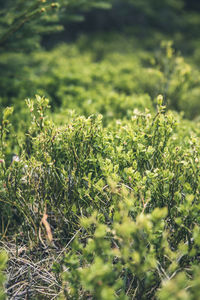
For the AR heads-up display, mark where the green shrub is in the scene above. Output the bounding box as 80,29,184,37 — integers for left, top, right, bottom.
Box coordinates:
59,193,200,299
1,96,199,259
1,95,200,298
0,251,7,300
153,41,200,118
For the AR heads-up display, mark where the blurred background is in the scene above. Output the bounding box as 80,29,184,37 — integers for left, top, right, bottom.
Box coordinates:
45,0,200,53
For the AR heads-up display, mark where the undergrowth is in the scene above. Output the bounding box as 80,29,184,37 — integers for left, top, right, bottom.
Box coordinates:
0,95,200,298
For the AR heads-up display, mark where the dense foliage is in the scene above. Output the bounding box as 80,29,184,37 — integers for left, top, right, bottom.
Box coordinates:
1,0,200,299
1,95,200,298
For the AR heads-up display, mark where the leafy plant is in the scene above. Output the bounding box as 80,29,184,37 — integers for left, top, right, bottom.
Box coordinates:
0,251,7,300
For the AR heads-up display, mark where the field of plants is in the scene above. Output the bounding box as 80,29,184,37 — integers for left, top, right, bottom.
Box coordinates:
1,0,200,299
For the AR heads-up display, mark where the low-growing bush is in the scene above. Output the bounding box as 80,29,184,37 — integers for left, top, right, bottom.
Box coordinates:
1,96,200,237
59,193,200,299
0,95,200,298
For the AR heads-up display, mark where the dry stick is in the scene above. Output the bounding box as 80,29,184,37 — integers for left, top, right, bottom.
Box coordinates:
41,213,53,242
39,202,53,246
126,276,135,296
